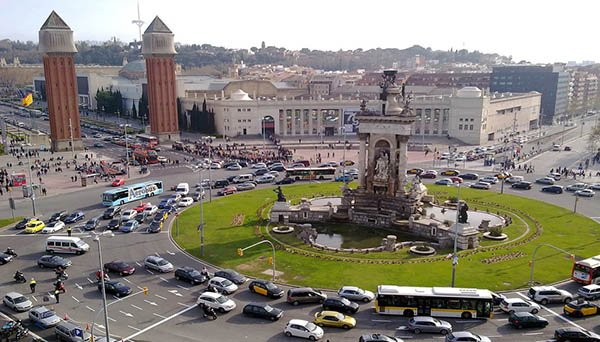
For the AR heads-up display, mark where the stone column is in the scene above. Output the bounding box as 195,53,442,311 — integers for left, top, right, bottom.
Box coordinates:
308,110,313,135
358,134,367,188
397,135,409,194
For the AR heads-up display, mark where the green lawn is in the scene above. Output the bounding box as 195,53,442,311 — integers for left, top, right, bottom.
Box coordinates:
172,183,600,291
0,217,22,229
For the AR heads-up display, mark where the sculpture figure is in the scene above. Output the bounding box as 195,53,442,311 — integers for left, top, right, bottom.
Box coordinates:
374,151,389,181
458,202,469,224
273,186,286,202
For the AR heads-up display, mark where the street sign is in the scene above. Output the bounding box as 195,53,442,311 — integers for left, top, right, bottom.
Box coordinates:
9,198,15,210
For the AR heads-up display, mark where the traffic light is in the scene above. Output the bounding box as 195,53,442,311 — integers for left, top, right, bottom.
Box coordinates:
142,287,148,295
267,257,273,265
237,248,243,257
528,260,532,267
570,254,575,262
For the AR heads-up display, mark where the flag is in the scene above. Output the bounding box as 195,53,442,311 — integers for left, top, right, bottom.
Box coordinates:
22,93,33,107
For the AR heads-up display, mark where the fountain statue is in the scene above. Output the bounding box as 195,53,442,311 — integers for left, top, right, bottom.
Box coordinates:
273,186,287,202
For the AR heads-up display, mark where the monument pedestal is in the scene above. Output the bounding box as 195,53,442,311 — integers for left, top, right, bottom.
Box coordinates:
270,201,291,224
449,223,480,250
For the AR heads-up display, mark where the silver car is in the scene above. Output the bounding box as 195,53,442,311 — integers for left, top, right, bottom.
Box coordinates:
337,286,375,302
207,276,238,295
3,292,33,312
29,306,61,328
144,256,173,273
408,316,452,335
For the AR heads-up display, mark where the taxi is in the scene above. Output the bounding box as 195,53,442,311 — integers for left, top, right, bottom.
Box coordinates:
495,172,512,180
441,169,460,176
313,310,356,329
24,220,46,234
406,168,424,175
564,300,600,317
248,279,284,298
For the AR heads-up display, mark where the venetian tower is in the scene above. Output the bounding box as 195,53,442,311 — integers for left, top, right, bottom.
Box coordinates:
39,11,83,152
142,17,179,142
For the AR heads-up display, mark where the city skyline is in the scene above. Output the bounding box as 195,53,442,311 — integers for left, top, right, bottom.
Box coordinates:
0,0,597,65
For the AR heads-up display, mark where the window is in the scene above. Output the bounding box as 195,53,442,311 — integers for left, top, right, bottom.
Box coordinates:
238,119,241,123
459,118,463,122
470,125,474,130
237,108,241,112
459,124,463,130
247,108,251,112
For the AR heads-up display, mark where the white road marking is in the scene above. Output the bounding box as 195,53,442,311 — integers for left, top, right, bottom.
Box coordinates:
87,278,94,284
523,332,544,336
154,294,168,300
75,283,83,290
144,299,158,306
86,306,95,312
154,252,161,257
119,310,134,318
131,304,143,311
124,305,197,341
159,277,169,283
177,285,190,290
137,286,144,290
128,325,141,331
31,296,37,302
168,289,183,297
153,313,167,319
122,278,132,284
135,262,142,267
177,302,192,308
95,324,105,330
71,296,80,303
113,295,120,300
108,316,116,322
166,250,175,255
516,292,585,330
146,269,154,275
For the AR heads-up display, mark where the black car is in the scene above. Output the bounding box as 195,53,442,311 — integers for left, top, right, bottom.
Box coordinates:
191,192,204,202
0,253,14,265
458,173,479,180
253,168,269,176
555,327,600,341
225,176,237,184
248,279,284,298
147,220,163,233
508,312,548,329
214,269,247,285
98,281,132,297
84,217,101,231
103,206,121,219
37,255,71,269
174,267,207,285
275,178,295,185
359,334,403,342
49,210,69,223
213,180,230,189
511,181,532,190
64,211,85,224
14,217,34,230
242,302,283,321
269,165,286,172
152,213,165,224
322,297,359,314
106,218,122,230
542,185,564,194
134,211,148,224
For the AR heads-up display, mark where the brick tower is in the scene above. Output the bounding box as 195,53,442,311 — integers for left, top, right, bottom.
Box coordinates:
142,17,179,142
39,11,83,152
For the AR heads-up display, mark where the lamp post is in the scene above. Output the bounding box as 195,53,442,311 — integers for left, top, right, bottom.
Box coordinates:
25,147,36,216
342,126,348,189
91,231,114,342
261,116,267,159
450,183,461,287
193,167,206,256
120,124,131,178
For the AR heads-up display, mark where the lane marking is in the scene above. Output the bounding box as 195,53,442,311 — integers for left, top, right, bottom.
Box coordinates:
168,290,183,297
31,296,37,302
124,305,197,341
144,300,158,306
108,316,116,322
87,278,94,284
122,278,132,284
146,269,154,275
127,325,141,331
159,277,169,283
177,285,190,291
119,310,134,318
75,283,83,290
71,296,80,303
154,294,167,300
135,262,142,267
166,250,175,255
86,306,95,312
516,292,585,330
523,332,544,336
153,312,167,319
131,304,143,311
177,302,192,308
154,252,161,257
137,286,144,291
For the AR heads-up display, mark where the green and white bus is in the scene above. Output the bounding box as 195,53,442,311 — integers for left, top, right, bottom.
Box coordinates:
285,167,336,181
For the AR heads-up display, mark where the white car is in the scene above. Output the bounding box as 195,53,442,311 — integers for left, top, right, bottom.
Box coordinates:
337,286,375,302
121,209,137,220
196,292,236,313
28,306,61,328
470,182,491,190
144,256,173,273
480,176,498,184
144,205,158,216
236,182,256,191
506,176,524,183
209,163,221,169
41,221,65,234
566,183,589,192
284,319,324,340
157,156,168,162
226,163,242,171
590,183,600,190
575,189,595,197
446,331,491,342
178,197,194,207
207,276,239,295
3,292,33,312
499,298,540,314
251,162,267,169
267,170,280,177
255,174,275,184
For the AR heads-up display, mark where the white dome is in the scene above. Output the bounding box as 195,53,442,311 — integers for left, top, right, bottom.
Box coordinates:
456,86,482,98
229,89,252,101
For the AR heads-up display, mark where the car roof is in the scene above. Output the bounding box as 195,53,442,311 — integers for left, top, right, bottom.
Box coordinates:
5,292,24,298
319,310,342,316
289,319,310,325
340,286,361,292
531,285,557,291
210,276,227,282
31,306,51,313
411,316,435,322
583,284,600,290
505,298,527,303
451,331,475,337
200,292,223,299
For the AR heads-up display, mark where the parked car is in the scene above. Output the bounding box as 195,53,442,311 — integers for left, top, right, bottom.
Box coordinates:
147,220,163,233
511,181,532,190
103,206,121,219
133,202,151,213
55,321,92,342
144,256,173,272
84,217,101,231
243,302,283,321
554,327,600,342
3,292,32,312
248,279,284,298
566,183,589,192
322,297,359,314
144,205,158,216
64,211,85,224
480,176,498,184
106,218,122,230
499,298,540,314
49,210,69,223
445,331,491,342
218,186,238,196
196,292,236,313
407,168,424,175
174,267,207,285
575,189,596,197
104,260,136,276
15,217,35,230
470,182,491,190
508,311,548,329
213,179,230,188
408,316,452,335
528,286,572,304
535,177,555,185
134,211,148,223
578,284,600,300
563,300,600,317
208,276,239,295
359,333,404,342
255,174,276,184
120,220,139,233
506,176,524,183
420,170,438,179
226,163,242,171
28,306,61,328
98,280,132,297
284,319,324,340
214,269,247,285
121,210,137,220
313,310,356,329
111,178,125,187
236,182,257,191
541,185,564,194
337,286,375,302
37,255,71,269
24,220,46,233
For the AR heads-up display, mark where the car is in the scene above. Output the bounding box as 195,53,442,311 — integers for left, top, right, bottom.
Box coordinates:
178,197,194,207
555,327,600,341
41,221,65,234
120,220,139,233
344,168,359,178
208,276,239,295
511,181,532,190
158,198,174,209
104,260,136,276
406,168,424,175
408,316,452,335
226,163,242,171
144,205,158,216
14,217,35,230
134,211,148,223
218,186,237,196
243,302,283,321
507,311,549,329
28,306,61,328
64,211,85,224
98,280,132,297
0,253,14,265
111,178,125,187
106,218,122,230
174,267,207,285
49,210,69,223
251,162,267,169
248,279,285,298
103,206,121,219
84,217,101,231
420,170,438,179
94,142,105,148
480,176,498,184
552,144,561,151
313,310,356,329
144,256,173,272
322,297,359,314
269,164,286,172
320,161,339,168
3,292,32,312
578,284,600,300
470,182,491,190
528,286,572,304
275,177,295,185
435,178,453,185
38,255,72,269
588,183,600,190
566,183,589,192
196,292,236,313
548,172,562,180
191,191,205,202
214,269,247,285
147,219,163,233
575,189,596,197
256,174,276,184
253,168,270,176
506,176,524,183
542,185,564,194
267,170,280,178
168,193,182,203
121,209,137,220
335,174,354,182
24,220,46,233
458,173,478,180
359,333,404,342
337,286,375,302
499,298,540,314
494,172,512,180
445,331,491,342
133,202,151,213
563,299,600,317
440,170,460,176
284,319,324,341
213,179,230,188
158,156,168,163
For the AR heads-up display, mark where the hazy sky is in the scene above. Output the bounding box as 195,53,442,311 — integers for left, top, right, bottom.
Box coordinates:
1,0,597,64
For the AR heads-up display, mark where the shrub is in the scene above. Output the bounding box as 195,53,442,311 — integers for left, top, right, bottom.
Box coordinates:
489,226,504,237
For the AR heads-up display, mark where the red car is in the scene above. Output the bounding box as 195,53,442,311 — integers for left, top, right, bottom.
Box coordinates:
133,202,150,213
111,178,125,187
450,176,464,183
218,186,237,196
103,260,136,276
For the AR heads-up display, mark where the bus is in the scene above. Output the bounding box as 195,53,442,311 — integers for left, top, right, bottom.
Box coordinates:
375,285,494,319
133,149,159,164
101,180,163,206
137,134,159,148
10,173,27,186
285,167,336,181
572,255,600,285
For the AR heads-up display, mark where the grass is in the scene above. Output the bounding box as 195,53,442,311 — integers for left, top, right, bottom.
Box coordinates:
172,183,600,291
0,217,22,229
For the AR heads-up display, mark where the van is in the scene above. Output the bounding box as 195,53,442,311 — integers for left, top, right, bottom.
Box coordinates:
578,284,600,300
55,321,91,342
175,183,189,196
46,236,90,255
233,174,254,184
286,287,327,306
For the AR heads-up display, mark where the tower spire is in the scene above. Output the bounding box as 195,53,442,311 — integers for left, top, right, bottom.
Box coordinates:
132,0,144,45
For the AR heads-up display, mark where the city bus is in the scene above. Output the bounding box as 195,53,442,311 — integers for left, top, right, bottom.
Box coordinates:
101,180,163,206
375,285,494,319
133,149,159,164
285,167,336,181
10,173,27,186
136,134,159,148
572,255,600,285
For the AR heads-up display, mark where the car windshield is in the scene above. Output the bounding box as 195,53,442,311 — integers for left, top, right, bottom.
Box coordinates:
189,270,201,277
432,318,441,325
215,296,228,304
334,313,344,320
13,296,28,304
263,304,273,312
265,283,277,290
340,298,351,305
40,310,55,319
221,279,233,286
306,322,318,331
157,259,168,266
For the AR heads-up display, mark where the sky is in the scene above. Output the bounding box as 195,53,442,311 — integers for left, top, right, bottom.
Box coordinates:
0,0,597,64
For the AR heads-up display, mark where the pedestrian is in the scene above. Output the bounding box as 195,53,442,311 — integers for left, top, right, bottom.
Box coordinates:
29,278,36,293
42,187,47,196
54,289,60,303
67,226,72,237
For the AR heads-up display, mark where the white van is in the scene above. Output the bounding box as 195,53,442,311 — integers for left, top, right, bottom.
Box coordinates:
233,174,253,184
46,236,90,255
175,183,190,196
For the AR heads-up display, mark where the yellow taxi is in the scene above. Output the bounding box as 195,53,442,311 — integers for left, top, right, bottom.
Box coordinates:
24,220,46,234
313,311,356,329
406,168,424,175
248,279,284,298
564,300,600,317
441,169,460,176
495,172,513,179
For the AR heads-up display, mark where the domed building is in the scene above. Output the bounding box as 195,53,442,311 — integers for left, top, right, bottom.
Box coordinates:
119,59,146,80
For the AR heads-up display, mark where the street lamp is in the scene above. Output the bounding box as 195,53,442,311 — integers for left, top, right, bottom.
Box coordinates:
341,126,348,189
192,167,206,257
261,116,267,159
91,230,114,342
450,183,462,287
120,124,132,178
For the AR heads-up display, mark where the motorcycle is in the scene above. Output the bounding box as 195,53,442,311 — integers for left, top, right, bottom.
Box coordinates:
5,249,17,257
55,271,69,281
13,273,26,283
200,305,217,320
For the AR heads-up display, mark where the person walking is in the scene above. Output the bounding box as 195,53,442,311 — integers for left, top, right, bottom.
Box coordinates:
54,289,60,303
29,278,36,293
67,226,72,237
